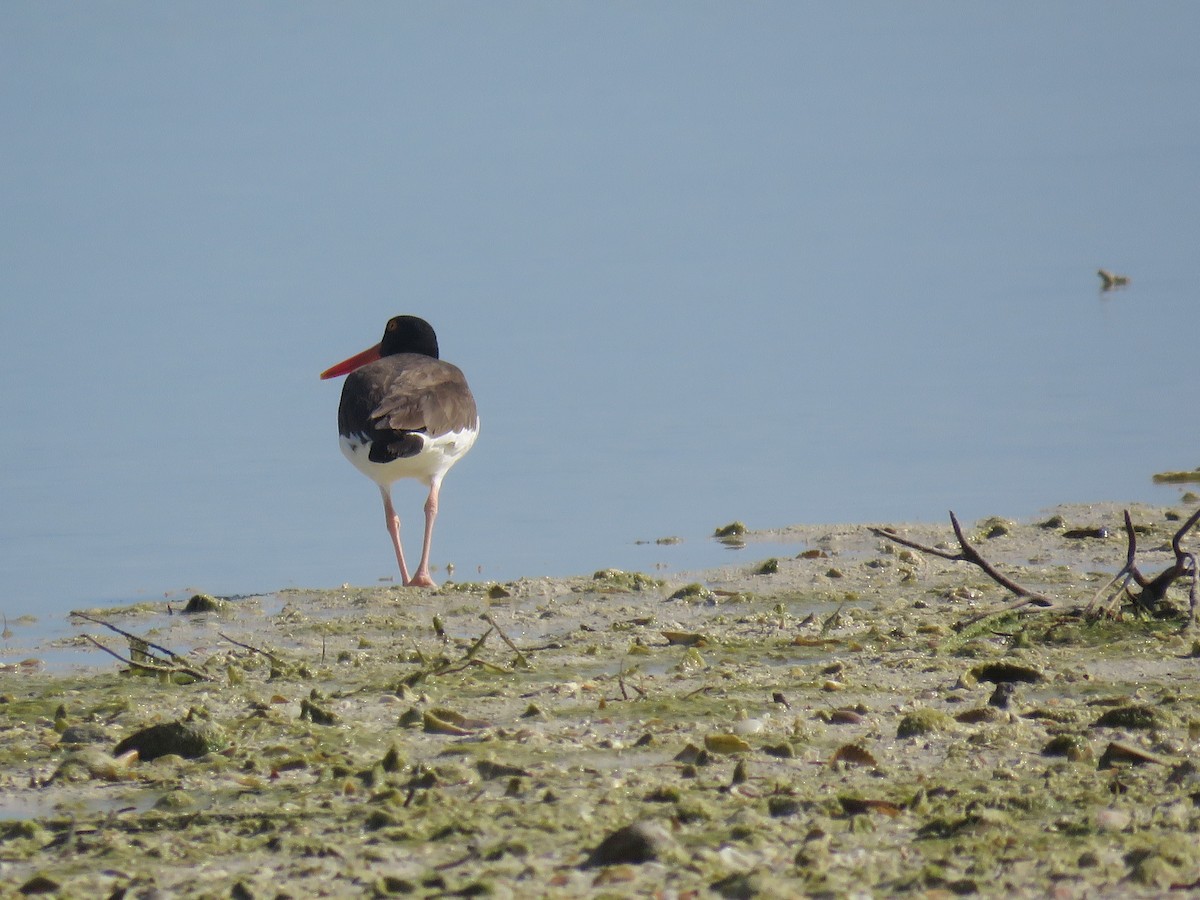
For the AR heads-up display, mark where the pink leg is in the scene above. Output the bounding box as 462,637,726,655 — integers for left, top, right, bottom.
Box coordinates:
380,487,411,585
407,478,442,588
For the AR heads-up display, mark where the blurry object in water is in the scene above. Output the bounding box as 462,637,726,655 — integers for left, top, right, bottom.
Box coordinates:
1097,268,1130,291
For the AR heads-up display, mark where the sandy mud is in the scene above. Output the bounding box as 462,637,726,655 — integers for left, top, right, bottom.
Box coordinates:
2,501,1199,898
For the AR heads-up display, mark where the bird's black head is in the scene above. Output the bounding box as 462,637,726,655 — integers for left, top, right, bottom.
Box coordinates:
380,315,439,359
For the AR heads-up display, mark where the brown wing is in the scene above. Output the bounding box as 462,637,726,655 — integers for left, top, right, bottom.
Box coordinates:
339,353,477,440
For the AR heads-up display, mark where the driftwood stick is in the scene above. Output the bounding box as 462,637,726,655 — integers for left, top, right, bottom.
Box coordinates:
1172,506,1200,558
1123,510,1143,584
70,612,189,665
1091,507,1200,619
1187,560,1198,620
1136,506,1200,616
877,506,1199,623
1085,511,1142,617
83,635,213,682
463,627,493,660
946,512,1053,605
218,632,284,666
871,511,1053,607
868,526,962,562
1085,570,1136,617
480,613,530,668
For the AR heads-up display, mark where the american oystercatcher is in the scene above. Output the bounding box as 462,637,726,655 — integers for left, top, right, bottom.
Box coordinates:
320,315,478,587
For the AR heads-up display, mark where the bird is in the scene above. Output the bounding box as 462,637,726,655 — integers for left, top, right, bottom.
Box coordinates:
1097,268,1130,291
320,315,478,587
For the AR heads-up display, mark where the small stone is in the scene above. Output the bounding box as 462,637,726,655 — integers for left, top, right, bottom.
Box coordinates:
668,583,718,603
896,708,953,739
364,809,397,831
704,733,752,754
977,517,1014,539
299,698,339,726
376,875,418,894
1098,741,1168,769
423,707,488,734
673,743,706,764
183,593,227,613
662,631,708,647
768,796,802,818
830,744,877,768
1063,527,1110,540
756,558,779,575
153,789,194,810
989,683,1016,709
18,875,60,895
113,714,224,761
476,759,531,780
59,723,112,745
1042,734,1091,762
713,521,747,538
971,662,1043,685
1096,807,1131,832
711,871,765,899
1092,705,1166,731
582,821,672,868
955,707,1000,725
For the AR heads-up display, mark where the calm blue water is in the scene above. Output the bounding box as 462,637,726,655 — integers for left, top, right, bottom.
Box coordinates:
2,5,1198,645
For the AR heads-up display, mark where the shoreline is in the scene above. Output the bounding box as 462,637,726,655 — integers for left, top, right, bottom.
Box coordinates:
2,499,1199,896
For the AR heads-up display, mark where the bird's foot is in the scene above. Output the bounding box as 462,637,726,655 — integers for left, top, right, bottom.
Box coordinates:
405,573,437,588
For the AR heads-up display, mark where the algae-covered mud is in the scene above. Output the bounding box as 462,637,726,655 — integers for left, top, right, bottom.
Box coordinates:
3,501,1200,898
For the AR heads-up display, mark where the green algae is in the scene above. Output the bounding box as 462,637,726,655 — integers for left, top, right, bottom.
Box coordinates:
591,569,666,591
3,504,1200,897
896,707,955,738
756,558,780,575
113,710,226,760
713,521,747,538
182,593,228,613
1092,704,1171,731
1152,468,1200,484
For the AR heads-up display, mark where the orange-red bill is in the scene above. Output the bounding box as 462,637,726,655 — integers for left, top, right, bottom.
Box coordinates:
319,344,382,380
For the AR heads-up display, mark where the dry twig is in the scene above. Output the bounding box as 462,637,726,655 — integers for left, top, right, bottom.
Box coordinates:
1086,508,1200,620
871,511,1054,626
72,611,212,680
873,507,1200,628
480,612,530,668
82,635,213,682
218,632,284,667
71,612,193,666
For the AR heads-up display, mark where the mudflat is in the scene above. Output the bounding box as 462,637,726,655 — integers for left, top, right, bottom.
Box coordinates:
2,501,1199,897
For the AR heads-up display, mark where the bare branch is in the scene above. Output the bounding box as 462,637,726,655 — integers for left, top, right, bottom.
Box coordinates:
218,632,284,666
1101,506,1200,619
868,526,961,562
1085,511,1143,618
83,635,213,682
946,512,1053,605
480,612,530,668
71,611,191,666
871,511,1053,611
877,507,1200,625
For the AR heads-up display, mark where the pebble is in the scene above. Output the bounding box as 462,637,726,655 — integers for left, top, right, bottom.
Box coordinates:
582,821,672,868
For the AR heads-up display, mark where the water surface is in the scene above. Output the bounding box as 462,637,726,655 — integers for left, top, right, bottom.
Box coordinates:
2,5,1197,644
